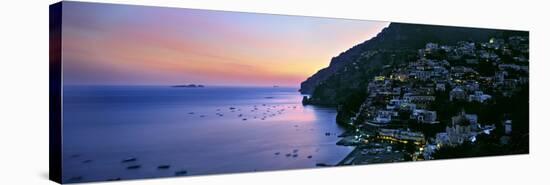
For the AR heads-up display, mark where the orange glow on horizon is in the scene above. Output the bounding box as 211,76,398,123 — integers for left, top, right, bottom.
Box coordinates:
61,3,389,86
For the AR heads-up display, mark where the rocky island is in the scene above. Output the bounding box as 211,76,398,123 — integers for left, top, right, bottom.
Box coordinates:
171,84,205,88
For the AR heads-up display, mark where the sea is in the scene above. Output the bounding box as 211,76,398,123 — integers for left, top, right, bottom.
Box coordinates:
61,85,353,183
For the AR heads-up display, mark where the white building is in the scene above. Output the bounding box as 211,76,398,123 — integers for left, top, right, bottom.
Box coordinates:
374,110,398,124
411,109,438,124
468,91,492,103
386,99,405,110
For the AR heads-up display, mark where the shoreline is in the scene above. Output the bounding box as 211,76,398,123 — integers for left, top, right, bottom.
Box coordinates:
333,127,409,166
334,129,360,166
337,146,360,166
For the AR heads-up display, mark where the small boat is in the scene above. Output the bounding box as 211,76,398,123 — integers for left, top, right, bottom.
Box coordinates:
307,155,313,159
175,170,188,176
121,157,137,163
106,177,121,181
126,165,141,169
157,165,170,169
316,163,331,167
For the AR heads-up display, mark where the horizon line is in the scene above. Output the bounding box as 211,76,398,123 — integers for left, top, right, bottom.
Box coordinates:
62,84,301,88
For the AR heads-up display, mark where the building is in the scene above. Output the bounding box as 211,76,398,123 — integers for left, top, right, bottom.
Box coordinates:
404,94,436,103
456,41,476,56
495,71,508,83
425,43,439,51
378,129,425,144
386,99,405,110
441,123,495,147
499,64,521,71
374,76,386,81
435,133,451,147
399,102,417,111
449,87,467,101
444,124,475,146
451,111,478,126
411,109,438,124
468,91,492,103
414,70,432,81
436,83,446,92
464,81,480,92
374,110,398,124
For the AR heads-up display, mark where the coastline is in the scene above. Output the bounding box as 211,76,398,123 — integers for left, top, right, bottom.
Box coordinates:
337,146,360,166
333,126,410,166
334,129,360,166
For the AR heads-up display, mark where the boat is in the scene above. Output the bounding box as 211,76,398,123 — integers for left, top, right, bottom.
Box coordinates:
121,157,137,163
157,165,170,169
315,163,332,167
174,170,188,176
126,165,141,169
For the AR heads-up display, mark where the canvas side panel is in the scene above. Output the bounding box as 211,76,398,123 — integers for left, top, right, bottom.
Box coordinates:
49,2,63,184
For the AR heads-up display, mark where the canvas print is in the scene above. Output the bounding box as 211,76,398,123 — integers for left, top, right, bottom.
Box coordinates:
49,1,529,184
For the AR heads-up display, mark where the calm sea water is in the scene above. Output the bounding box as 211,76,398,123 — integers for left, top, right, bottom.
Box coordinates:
62,86,353,183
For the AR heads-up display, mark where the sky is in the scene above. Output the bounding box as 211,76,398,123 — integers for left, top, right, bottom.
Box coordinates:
61,2,389,87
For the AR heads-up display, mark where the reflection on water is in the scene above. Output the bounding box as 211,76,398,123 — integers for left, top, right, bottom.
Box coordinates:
62,86,353,183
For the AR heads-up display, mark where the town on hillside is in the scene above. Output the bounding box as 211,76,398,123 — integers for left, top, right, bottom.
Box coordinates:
323,36,529,165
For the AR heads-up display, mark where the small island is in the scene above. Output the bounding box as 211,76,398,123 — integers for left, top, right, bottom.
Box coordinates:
171,84,205,88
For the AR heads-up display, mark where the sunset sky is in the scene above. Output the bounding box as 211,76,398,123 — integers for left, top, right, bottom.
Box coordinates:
61,2,389,87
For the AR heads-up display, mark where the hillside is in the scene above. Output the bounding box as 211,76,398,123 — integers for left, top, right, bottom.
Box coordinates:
300,22,526,96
